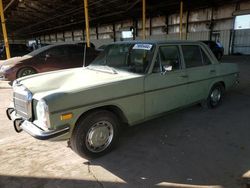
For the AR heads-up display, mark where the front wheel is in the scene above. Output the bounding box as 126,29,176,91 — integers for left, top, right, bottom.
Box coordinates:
204,83,225,108
70,110,120,159
216,52,223,61
17,67,37,78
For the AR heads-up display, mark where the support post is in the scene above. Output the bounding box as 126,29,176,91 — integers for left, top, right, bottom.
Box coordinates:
185,10,190,40
231,2,240,54
49,34,51,43
0,0,10,59
209,7,214,41
113,24,116,42
179,0,183,40
72,29,75,41
165,14,169,34
133,18,138,39
84,0,90,47
142,0,146,40
62,31,65,42
149,16,152,36
96,26,98,40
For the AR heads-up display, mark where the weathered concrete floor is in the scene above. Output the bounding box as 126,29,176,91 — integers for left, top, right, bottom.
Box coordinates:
0,56,250,188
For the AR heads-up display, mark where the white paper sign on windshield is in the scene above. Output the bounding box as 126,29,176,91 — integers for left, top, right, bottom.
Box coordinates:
133,44,153,50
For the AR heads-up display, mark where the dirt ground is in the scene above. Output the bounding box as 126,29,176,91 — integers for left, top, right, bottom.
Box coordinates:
0,56,250,188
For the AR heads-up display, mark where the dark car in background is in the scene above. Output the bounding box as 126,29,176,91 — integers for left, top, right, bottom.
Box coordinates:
96,44,107,51
0,44,31,60
0,42,99,81
201,40,224,60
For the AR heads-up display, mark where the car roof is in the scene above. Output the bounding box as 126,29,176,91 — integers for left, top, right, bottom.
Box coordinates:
48,42,94,47
25,42,95,57
108,40,205,46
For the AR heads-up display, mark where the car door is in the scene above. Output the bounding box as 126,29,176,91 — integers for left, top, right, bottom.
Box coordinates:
144,45,189,118
37,45,71,72
181,45,215,104
68,45,85,67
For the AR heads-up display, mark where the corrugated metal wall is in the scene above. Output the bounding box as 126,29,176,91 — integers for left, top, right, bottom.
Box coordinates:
233,29,250,55
220,30,232,55
37,1,250,55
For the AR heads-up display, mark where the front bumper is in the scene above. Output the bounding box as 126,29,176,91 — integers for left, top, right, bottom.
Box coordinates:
6,108,70,140
0,72,7,81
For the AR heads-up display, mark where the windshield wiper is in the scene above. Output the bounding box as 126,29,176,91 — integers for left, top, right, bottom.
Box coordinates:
87,65,118,74
103,65,117,74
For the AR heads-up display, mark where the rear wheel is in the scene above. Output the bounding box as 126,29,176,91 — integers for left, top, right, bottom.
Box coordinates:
204,83,225,108
70,110,120,159
17,67,37,78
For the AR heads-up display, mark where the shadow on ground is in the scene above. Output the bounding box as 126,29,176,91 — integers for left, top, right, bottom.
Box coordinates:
86,56,250,188
1,56,250,188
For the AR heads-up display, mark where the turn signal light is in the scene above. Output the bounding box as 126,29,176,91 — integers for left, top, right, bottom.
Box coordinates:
60,113,73,121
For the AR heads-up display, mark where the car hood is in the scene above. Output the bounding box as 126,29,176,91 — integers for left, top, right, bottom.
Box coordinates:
16,67,143,99
0,55,32,67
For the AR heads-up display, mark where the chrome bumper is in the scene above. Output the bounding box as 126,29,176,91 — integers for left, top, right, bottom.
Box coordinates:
6,108,70,140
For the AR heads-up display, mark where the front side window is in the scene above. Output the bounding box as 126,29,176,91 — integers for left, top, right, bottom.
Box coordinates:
90,43,155,74
182,45,203,68
153,45,181,73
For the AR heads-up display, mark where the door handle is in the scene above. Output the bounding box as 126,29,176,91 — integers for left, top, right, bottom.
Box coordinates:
180,74,188,78
210,70,216,73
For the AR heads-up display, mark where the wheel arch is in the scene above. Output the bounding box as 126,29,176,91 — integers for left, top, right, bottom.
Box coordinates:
209,80,225,92
74,105,129,130
217,81,225,89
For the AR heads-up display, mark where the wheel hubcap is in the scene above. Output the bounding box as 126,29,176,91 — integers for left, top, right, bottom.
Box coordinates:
21,69,35,77
211,88,221,104
86,121,114,153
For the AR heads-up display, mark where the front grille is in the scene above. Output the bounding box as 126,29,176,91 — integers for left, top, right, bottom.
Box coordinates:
13,86,32,120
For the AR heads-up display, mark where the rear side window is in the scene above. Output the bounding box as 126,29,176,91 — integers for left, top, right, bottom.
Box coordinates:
69,45,84,56
201,49,212,65
47,45,68,56
182,45,203,68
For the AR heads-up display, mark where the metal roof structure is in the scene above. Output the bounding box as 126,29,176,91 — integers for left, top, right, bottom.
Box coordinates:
1,0,242,38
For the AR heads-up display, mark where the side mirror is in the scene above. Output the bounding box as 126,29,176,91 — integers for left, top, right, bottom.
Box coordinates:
161,65,172,75
45,54,51,61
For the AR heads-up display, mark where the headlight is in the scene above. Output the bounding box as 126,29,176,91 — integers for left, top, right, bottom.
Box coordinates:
35,99,50,130
12,80,19,88
0,65,14,72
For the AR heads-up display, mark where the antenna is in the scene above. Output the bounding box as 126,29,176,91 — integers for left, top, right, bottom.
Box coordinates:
83,42,87,67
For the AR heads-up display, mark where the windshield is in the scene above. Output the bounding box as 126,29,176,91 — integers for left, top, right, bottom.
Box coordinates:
89,43,155,74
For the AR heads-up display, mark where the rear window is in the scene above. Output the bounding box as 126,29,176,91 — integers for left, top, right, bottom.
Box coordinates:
182,45,203,68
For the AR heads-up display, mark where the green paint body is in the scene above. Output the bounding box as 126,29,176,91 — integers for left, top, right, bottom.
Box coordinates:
16,41,239,141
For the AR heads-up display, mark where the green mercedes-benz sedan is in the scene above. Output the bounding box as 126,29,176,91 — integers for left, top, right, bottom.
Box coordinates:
7,40,239,158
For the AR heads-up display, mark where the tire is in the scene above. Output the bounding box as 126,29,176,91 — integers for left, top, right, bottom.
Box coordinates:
70,110,120,159
204,83,225,109
216,52,222,61
17,67,37,78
